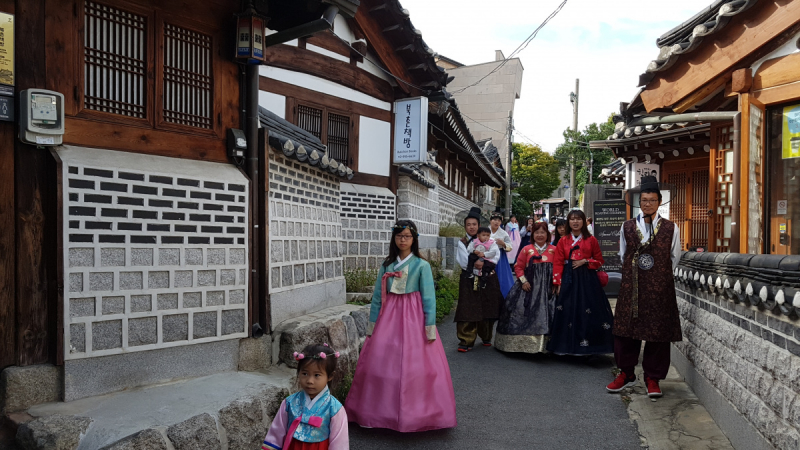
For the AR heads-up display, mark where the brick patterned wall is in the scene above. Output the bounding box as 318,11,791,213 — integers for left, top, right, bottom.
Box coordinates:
58,147,248,360
675,287,800,449
340,183,394,270
396,167,439,248
439,186,480,226
268,153,343,293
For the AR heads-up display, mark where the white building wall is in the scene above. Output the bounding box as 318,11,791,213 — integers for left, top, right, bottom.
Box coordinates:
259,91,286,119
358,116,391,176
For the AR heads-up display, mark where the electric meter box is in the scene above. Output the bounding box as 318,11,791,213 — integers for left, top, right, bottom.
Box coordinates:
19,89,65,146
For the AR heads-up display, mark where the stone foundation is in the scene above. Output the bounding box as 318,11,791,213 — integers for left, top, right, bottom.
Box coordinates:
674,252,800,450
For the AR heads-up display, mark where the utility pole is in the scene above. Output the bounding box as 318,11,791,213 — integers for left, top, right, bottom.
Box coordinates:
505,111,513,219
569,79,579,210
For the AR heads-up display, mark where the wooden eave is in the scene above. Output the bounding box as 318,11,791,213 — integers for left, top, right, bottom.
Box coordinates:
590,124,711,160
639,0,800,113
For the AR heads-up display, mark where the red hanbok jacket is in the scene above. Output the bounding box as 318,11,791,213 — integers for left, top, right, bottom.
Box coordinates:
552,234,603,285
514,244,557,280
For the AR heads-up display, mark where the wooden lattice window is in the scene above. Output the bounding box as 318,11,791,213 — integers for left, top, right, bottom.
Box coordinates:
162,23,213,129
714,125,735,252
691,169,709,249
297,104,323,139
327,113,350,165
668,172,687,248
83,1,147,118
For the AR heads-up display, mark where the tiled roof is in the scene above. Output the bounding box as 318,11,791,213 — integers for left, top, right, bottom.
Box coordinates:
600,158,625,180
639,0,759,85
258,106,352,179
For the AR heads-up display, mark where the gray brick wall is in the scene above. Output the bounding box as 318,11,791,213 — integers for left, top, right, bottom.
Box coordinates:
675,287,800,448
439,186,480,227
59,147,249,360
268,153,343,293
340,183,395,270
396,166,439,249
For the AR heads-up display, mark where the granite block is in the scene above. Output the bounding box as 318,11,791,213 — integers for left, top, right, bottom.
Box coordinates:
207,291,225,306
284,241,291,261
290,242,298,261
316,262,324,281
298,241,308,260
198,270,217,286
239,269,246,285
220,269,236,286
128,317,157,346
222,309,245,335
306,264,317,282
271,243,283,263
159,248,180,266
193,311,218,338
185,248,203,266
163,314,188,342
131,248,153,266
100,248,125,267
0,364,61,413
69,248,94,267
325,261,334,279
157,293,178,310
308,241,316,259
148,271,170,289
270,268,280,289
230,248,245,265
183,292,202,308
208,248,225,265
70,323,85,353
70,297,96,318
120,272,143,290
282,266,293,286
229,289,245,304
90,272,114,291
92,320,122,350
102,296,125,315
175,270,193,288
131,295,152,313
69,273,83,292
294,264,305,284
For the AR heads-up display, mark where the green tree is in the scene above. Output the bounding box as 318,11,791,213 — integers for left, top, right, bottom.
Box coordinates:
553,114,616,197
509,142,561,214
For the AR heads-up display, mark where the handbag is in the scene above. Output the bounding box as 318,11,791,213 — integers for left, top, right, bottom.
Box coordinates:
597,270,609,287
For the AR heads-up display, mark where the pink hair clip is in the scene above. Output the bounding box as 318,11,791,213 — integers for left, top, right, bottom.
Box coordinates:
293,352,305,361
323,343,329,347
319,352,327,359
334,352,340,358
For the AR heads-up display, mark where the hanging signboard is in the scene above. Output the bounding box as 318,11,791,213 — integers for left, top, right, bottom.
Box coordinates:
0,12,14,87
393,97,428,164
783,104,800,159
593,199,627,272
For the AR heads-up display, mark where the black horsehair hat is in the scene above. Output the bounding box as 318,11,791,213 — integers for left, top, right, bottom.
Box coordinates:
624,175,675,207
456,206,489,227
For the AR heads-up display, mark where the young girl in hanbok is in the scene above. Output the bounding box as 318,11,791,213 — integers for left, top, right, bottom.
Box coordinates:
505,215,522,266
262,344,349,450
345,220,456,432
547,210,614,355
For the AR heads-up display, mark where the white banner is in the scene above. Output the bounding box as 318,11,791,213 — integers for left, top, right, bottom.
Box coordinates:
393,97,428,164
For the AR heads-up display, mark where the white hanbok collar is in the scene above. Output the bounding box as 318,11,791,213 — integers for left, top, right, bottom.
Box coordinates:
396,253,414,269
304,385,329,409
570,233,583,246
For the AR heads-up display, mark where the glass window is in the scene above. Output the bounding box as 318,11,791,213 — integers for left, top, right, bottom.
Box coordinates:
766,105,800,255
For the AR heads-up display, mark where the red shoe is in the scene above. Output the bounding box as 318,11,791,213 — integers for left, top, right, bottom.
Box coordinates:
457,346,471,352
645,377,663,398
606,372,637,392
482,342,492,347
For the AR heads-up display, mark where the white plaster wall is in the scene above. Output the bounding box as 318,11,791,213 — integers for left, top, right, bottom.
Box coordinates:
358,116,391,177
357,50,395,85
260,65,391,111
332,14,355,43
307,44,350,64
259,91,286,119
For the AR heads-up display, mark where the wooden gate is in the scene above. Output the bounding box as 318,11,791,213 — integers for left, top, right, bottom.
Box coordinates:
663,158,710,250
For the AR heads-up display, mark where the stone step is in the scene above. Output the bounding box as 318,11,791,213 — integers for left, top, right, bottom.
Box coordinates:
19,367,295,450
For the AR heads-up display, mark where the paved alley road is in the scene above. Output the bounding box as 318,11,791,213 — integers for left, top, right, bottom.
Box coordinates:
349,316,643,450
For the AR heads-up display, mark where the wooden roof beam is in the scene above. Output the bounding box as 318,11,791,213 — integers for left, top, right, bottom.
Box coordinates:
355,3,416,95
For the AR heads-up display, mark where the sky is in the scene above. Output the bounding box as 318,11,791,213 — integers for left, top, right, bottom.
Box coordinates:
397,0,705,153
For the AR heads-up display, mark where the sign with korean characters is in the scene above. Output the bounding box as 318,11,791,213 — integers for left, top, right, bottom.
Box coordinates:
393,97,428,164
783,104,800,159
593,199,627,272
0,12,13,87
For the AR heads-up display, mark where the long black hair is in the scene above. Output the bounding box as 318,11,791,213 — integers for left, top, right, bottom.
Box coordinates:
383,219,423,267
566,210,592,239
552,218,568,246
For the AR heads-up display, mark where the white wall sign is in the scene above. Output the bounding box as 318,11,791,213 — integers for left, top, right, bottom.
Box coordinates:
778,199,788,215
625,162,660,190
393,97,428,164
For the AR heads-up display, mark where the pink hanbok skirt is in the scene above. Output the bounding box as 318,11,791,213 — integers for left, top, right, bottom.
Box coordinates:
345,291,457,432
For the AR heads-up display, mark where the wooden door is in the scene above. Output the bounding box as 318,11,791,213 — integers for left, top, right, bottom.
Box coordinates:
663,157,711,250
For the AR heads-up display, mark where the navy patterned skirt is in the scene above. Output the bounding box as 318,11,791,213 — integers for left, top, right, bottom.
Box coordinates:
546,263,614,355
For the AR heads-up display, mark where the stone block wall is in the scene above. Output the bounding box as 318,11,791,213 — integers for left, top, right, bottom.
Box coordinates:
396,166,439,249
268,152,345,325
673,252,800,449
439,186,480,227
58,147,249,361
340,182,394,270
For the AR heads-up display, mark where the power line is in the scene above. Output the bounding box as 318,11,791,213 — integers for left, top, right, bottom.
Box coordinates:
450,0,568,95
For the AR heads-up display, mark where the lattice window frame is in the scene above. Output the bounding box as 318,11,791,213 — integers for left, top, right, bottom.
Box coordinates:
77,1,223,136
713,125,735,252
293,101,353,166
